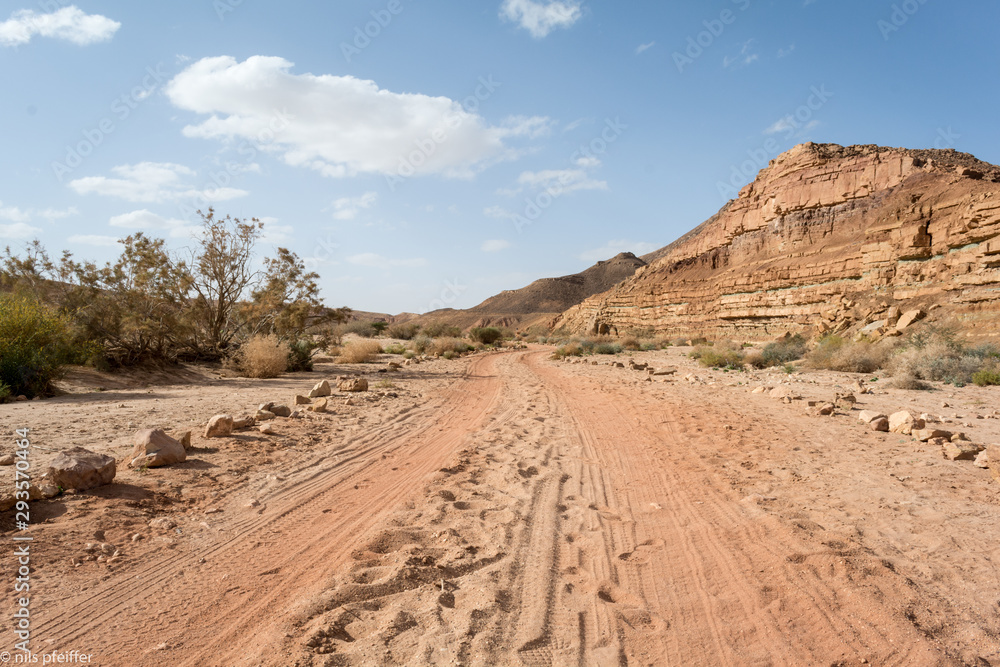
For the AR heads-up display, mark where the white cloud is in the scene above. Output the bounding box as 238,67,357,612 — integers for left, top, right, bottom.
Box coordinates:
68,234,120,247
482,239,512,252
0,201,31,223
500,0,582,38
109,209,200,239
257,218,294,244
0,6,120,47
635,41,655,55
574,156,601,168
36,206,79,221
562,117,588,133
484,205,517,221
347,253,427,269
777,44,796,58
764,117,821,138
516,168,608,194
69,162,248,203
330,192,378,220
0,222,41,239
724,40,759,68
165,56,546,180
579,240,657,263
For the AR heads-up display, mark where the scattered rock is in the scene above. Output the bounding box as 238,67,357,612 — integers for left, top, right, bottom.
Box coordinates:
259,423,277,436
309,398,329,413
129,429,187,469
204,414,234,438
338,378,369,393
270,405,292,418
913,428,953,442
232,416,256,430
0,454,14,466
47,447,116,491
172,431,193,451
858,410,887,424
256,410,276,421
895,309,926,331
309,380,332,398
149,517,177,531
989,445,1000,482
870,417,890,432
943,441,982,461
293,395,312,405
889,411,924,435
974,450,990,469
816,403,836,416
751,386,769,394
834,393,857,409
769,386,801,400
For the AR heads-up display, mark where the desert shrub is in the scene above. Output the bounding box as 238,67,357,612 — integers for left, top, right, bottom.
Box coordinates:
973,366,1000,386
805,335,893,373
594,342,623,355
343,320,378,338
410,335,432,354
237,334,288,378
747,335,808,369
286,339,316,372
442,350,458,360
640,342,658,351
621,336,641,351
889,334,1000,386
338,340,383,364
387,322,420,340
470,327,504,345
431,338,473,357
693,346,745,369
403,350,415,360
553,342,583,359
384,343,407,355
422,322,462,338
0,293,75,398
888,373,933,390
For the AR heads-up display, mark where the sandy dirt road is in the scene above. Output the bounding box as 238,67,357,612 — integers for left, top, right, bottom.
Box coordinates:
7,348,999,665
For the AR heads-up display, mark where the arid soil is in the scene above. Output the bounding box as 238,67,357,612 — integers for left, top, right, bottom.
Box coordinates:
3,347,1000,666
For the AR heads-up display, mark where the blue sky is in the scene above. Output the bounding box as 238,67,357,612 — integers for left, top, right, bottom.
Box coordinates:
2,0,998,314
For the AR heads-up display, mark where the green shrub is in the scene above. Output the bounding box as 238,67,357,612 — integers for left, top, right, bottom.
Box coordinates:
384,343,407,355
286,339,316,372
431,338,472,357
422,322,462,338
805,335,894,373
747,334,808,369
553,342,583,359
693,347,745,369
387,322,420,340
0,293,74,398
402,350,415,360
470,327,503,345
594,342,623,355
410,335,432,354
972,368,1000,386
343,320,378,338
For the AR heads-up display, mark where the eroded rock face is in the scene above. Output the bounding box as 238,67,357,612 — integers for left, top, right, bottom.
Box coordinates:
553,143,1000,339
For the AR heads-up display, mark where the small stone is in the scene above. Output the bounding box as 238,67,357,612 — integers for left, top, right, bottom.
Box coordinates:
149,517,177,531
131,533,144,542
942,441,982,461
889,411,923,435
256,410,276,421
308,380,332,398
974,450,990,469
293,395,312,405
858,410,887,424
204,415,234,438
270,405,292,418
870,417,890,432
130,430,186,469
338,378,369,393
308,397,329,413
0,454,16,466
232,416,256,430
259,423,277,436
914,428,953,442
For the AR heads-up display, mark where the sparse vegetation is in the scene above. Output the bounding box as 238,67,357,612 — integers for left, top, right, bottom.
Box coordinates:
343,321,379,338
745,335,807,369
0,292,75,398
691,344,745,370
387,322,421,340
383,343,407,355
338,340,383,364
888,328,1000,386
804,335,894,374
421,322,462,338
236,334,289,379
552,342,584,359
431,338,473,357
620,336,641,351
469,327,503,345
286,339,317,373
410,335,433,355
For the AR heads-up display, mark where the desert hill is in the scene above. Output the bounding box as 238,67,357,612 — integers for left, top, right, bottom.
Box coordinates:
405,252,647,330
553,143,1000,339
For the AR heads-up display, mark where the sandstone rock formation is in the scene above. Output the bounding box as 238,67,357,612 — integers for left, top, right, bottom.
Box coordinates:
553,144,1000,339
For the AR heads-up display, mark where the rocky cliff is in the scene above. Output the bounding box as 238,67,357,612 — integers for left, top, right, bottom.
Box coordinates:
553,143,1000,339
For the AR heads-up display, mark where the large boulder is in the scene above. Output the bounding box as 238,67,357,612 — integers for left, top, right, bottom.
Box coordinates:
129,430,187,469
889,411,924,435
47,447,116,491
204,415,234,438
338,377,369,393
895,309,926,331
309,380,332,398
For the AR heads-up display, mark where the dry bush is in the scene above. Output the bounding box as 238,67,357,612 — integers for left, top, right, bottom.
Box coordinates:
431,337,473,357
804,336,894,373
552,342,583,359
620,336,641,351
887,373,933,391
888,336,1000,386
338,340,383,364
237,334,288,378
